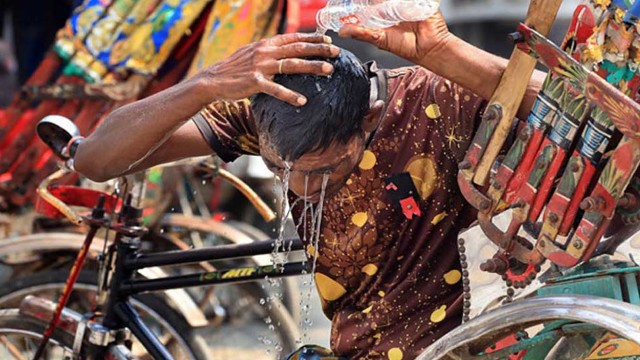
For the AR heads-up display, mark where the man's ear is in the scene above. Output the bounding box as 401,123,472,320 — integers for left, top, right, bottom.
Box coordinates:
362,100,385,133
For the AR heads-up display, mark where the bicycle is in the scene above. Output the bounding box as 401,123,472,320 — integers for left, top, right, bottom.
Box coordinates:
0,116,308,359
0,161,304,358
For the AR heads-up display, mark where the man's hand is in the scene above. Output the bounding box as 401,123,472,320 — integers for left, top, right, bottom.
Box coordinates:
198,33,340,106
338,12,452,67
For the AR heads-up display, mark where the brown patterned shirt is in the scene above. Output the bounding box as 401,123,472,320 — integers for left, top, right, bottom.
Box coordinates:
193,64,486,359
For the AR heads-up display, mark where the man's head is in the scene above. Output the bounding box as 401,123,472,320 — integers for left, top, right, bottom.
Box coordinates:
251,49,383,201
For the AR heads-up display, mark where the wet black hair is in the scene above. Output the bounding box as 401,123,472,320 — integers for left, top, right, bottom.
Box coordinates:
251,49,370,161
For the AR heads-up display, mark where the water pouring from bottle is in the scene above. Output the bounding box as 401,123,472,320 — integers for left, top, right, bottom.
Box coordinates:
315,0,441,34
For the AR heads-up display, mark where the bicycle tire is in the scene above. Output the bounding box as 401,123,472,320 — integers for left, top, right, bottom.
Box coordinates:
0,270,210,360
416,295,640,360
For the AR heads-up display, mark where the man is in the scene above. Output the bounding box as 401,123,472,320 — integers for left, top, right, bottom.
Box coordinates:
74,13,544,359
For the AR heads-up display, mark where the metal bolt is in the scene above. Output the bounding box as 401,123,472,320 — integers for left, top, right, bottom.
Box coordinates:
570,162,580,172
508,31,525,44
580,197,601,212
493,182,503,191
538,239,546,248
573,240,583,249
479,199,492,211
618,193,638,210
518,127,533,141
548,213,559,224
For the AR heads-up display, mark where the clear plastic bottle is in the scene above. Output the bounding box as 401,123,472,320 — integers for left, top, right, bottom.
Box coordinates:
316,0,440,34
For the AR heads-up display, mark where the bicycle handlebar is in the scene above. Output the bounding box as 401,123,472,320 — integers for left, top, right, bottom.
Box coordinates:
37,169,83,225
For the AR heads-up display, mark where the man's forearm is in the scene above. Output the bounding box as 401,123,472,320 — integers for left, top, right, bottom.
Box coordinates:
75,77,212,182
418,35,544,120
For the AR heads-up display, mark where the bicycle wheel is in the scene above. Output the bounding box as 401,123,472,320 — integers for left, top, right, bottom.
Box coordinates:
0,308,77,359
196,280,301,359
0,270,209,360
416,295,640,360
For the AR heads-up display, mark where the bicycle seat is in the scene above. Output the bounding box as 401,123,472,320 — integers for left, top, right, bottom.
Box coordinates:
36,115,81,160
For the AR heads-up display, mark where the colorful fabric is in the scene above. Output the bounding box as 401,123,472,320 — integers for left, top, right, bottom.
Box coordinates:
54,0,211,82
192,64,487,359
186,0,283,76
52,0,283,82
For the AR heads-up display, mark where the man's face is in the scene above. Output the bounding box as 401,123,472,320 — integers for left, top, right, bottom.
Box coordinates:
260,134,366,202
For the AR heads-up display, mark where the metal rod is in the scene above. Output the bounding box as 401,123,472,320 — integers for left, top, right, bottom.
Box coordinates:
123,261,307,295
114,302,174,360
124,237,303,270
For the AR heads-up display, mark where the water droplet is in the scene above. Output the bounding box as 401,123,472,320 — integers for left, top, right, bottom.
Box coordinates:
295,108,301,113
159,229,165,233
201,180,207,185
315,82,322,92
259,298,266,305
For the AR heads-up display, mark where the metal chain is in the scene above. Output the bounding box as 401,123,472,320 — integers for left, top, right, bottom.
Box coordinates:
457,237,521,322
457,237,472,323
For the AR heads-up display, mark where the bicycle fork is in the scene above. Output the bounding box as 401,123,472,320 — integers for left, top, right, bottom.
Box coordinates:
32,196,107,359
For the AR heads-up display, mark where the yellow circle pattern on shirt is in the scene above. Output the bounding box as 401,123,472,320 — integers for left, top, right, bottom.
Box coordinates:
443,270,462,285
405,156,438,200
388,348,403,360
315,273,347,301
352,212,368,227
362,264,378,276
359,150,377,170
430,305,447,323
425,103,441,119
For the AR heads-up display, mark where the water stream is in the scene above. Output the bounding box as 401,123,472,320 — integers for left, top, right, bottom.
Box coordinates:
260,170,331,356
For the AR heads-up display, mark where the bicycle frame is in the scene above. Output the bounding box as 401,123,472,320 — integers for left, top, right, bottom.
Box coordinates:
80,215,307,360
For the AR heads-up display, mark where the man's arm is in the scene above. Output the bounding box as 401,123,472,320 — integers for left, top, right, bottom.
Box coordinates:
75,79,212,182
339,13,544,120
75,33,340,182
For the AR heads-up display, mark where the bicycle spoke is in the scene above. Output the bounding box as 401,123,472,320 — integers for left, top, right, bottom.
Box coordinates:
0,335,26,360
